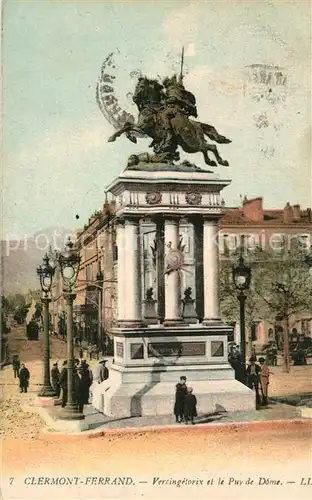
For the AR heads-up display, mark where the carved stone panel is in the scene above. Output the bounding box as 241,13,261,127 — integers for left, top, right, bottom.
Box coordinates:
211,341,224,357
185,192,202,205
148,342,206,358
145,191,162,205
130,343,144,360
116,341,124,358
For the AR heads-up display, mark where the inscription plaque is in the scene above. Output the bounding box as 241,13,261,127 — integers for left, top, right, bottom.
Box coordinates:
116,341,124,358
211,341,224,357
148,342,205,358
130,343,144,360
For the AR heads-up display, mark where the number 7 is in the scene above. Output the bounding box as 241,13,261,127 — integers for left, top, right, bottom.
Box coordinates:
9,478,14,485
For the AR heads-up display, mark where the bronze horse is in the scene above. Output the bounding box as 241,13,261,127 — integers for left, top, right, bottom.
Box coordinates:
108,77,231,167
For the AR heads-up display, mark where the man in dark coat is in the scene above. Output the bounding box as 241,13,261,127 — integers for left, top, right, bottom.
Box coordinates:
51,362,60,397
173,376,187,423
76,363,92,413
12,356,20,378
18,363,30,393
184,387,197,425
246,358,261,405
59,360,68,407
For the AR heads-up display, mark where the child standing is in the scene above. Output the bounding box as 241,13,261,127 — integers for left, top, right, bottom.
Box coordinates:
184,387,197,425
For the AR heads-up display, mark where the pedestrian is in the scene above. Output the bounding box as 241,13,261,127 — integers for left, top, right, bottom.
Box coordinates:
92,359,109,383
59,360,68,407
76,363,92,413
184,387,197,425
18,363,30,393
51,362,60,398
81,359,93,383
259,357,273,406
88,343,93,361
12,355,20,378
79,347,84,359
272,345,278,366
250,346,257,363
93,344,99,361
246,358,261,405
173,378,188,423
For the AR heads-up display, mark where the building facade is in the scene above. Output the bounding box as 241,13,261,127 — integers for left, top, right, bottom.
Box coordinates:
219,197,312,346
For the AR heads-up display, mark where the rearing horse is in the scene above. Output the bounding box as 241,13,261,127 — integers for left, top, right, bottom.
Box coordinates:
108,77,231,167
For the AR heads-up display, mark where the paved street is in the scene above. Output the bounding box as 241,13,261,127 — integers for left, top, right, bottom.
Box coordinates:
2,325,312,500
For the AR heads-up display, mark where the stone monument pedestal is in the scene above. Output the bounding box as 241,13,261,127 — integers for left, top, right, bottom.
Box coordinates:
92,324,254,417
92,164,255,417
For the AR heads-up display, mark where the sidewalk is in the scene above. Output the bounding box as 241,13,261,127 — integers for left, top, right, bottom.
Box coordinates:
29,398,306,438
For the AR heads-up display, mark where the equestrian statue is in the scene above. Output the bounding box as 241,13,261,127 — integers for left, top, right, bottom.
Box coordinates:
105,49,231,167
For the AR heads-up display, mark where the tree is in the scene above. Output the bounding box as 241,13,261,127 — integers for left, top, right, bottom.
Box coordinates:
219,242,312,372
253,244,312,372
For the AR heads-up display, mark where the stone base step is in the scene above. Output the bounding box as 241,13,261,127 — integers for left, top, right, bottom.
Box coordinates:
92,378,255,418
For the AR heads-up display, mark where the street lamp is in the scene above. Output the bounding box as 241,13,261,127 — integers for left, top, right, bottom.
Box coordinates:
57,237,84,420
36,254,55,397
96,268,104,350
232,254,251,364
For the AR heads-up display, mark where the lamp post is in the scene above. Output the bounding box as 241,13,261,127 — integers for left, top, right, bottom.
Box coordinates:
36,254,55,397
57,238,84,420
96,268,104,350
232,254,251,364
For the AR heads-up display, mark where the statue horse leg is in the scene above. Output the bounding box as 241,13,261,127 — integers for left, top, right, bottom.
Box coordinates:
206,144,229,167
108,122,142,143
202,148,217,167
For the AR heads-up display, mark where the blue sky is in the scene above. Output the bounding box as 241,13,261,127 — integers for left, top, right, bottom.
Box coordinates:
2,0,311,238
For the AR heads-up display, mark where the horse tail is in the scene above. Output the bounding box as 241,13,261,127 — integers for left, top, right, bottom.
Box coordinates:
199,122,231,144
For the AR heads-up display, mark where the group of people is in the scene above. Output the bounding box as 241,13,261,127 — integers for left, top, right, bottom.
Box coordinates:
265,345,278,366
173,376,197,425
246,356,272,406
51,358,109,413
12,356,30,393
12,349,109,414
228,347,272,406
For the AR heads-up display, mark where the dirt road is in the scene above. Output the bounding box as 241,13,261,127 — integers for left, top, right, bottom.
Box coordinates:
2,426,312,500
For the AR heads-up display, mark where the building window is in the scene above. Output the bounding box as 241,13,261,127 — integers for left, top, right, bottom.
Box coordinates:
222,234,229,256
251,322,260,342
268,328,274,340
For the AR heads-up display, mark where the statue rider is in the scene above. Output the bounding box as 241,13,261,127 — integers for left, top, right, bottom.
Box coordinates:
160,75,198,152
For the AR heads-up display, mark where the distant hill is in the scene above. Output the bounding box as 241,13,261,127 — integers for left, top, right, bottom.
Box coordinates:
2,226,73,294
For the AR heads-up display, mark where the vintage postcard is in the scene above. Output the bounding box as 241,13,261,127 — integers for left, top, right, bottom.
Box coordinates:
1,1,311,499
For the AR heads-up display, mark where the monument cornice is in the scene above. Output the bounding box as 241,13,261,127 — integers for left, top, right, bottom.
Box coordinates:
106,171,231,196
